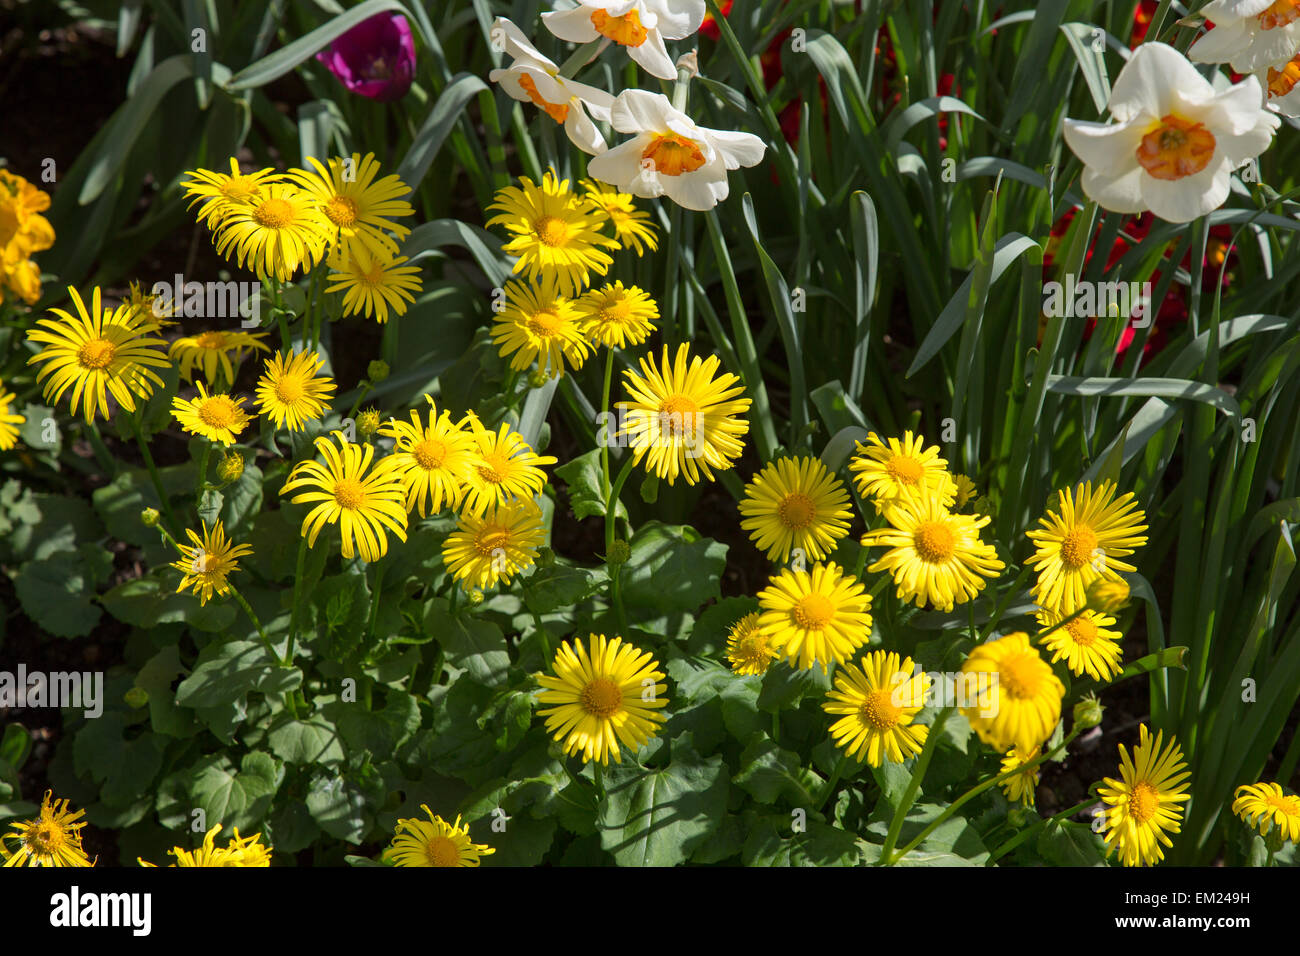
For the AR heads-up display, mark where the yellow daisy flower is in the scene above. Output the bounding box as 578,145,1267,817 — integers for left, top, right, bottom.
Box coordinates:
724,612,779,676
281,430,409,562
460,420,557,517
1098,724,1191,867
212,182,332,281
862,496,1005,611
169,519,253,605
998,746,1041,808
442,497,547,591
122,279,176,328
849,430,956,508
822,651,931,766
739,455,853,564
952,473,978,509
580,178,660,255
379,399,477,516
171,383,254,445
1,790,93,868
536,633,668,765
288,152,414,260
574,280,659,349
486,170,613,296
491,276,591,378
384,808,495,867
26,286,170,424
756,562,872,673
325,247,423,324
1026,480,1149,614
959,632,1064,753
182,158,282,229
615,343,751,486
168,329,270,385
254,348,336,432
1036,607,1124,682
139,824,271,867
0,380,24,451
1232,782,1300,846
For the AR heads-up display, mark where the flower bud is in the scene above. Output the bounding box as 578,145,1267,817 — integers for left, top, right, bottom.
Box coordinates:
467,588,485,606
356,407,381,440
217,451,244,483
527,370,551,389
606,540,631,566
140,507,160,527
1006,807,1028,828
367,359,390,383
1086,577,1131,613
124,686,149,709
1073,693,1105,730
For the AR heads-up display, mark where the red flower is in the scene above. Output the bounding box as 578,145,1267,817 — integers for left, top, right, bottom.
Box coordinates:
700,0,734,41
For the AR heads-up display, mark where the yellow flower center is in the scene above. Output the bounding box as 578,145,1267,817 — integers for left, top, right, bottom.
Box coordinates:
28,821,62,854
534,216,571,247
413,438,448,470
733,633,771,668
913,520,957,563
517,73,570,124
197,396,239,429
597,297,633,325
590,8,648,46
657,394,700,439
476,452,510,485
274,376,305,404
1059,525,1099,569
858,688,903,730
1265,792,1300,815
194,331,227,350
579,677,623,718
792,593,835,630
77,338,117,370
777,492,816,530
998,652,1044,700
885,454,925,485
473,526,511,558
526,309,563,337
323,195,360,228
1130,781,1160,824
1267,54,1300,98
220,176,259,201
253,197,295,229
1136,115,1216,182
333,477,365,510
641,133,708,176
427,835,462,867
1063,615,1099,647
1258,0,1300,29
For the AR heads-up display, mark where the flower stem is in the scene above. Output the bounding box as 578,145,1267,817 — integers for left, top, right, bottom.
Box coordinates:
819,754,851,812
600,348,615,500
196,440,211,506
879,705,953,864
557,38,606,79
986,792,1099,863
286,536,308,667
604,455,637,553
130,412,181,536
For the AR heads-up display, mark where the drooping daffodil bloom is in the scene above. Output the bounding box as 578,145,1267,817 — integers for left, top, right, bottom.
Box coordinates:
542,0,706,81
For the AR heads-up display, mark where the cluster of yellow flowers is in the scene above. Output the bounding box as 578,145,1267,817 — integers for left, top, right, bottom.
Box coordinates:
0,169,53,307
183,154,422,321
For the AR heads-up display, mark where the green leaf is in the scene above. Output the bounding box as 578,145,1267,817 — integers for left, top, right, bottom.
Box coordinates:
187,752,281,833
326,691,422,756
1044,375,1241,418
621,521,727,624
522,564,602,615
596,734,728,867
1036,819,1108,866
100,576,236,632
0,724,32,772
267,715,345,766
743,818,867,866
0,493,102,563
13,551,103,638
423,604,511,687
555,449,627,522
73,713,166,808
397,73,489,195
733,736,820,806
134,645,197,738
174,639,302,709
305,765,383,843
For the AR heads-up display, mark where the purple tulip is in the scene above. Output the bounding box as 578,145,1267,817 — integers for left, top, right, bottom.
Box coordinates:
315,12,416,102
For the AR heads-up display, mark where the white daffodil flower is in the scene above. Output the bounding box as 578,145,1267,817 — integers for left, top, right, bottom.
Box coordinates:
488,18,615,155
1262,51,1300,115
542,0,706,81
1189,0,1300,73
586,90,766,211
1062,43,1279,223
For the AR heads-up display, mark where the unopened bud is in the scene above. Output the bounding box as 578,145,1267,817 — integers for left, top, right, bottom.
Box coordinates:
140,507,160,527
527,370,550,389
1006,807,1028,828
217,451,244,483
124,686,149,709
367,359,390,383
356,407,381,440
1086,577,1130,613
1073,693,1105,730
467,588,485,606
606,540,631,566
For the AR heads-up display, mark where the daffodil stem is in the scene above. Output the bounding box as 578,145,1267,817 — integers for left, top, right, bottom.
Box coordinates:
886,725,1084,865
671,64,692,112
986,791,1099,863
130,414,181,537
600,348,614,500
286,536,308,668
879,705,953,865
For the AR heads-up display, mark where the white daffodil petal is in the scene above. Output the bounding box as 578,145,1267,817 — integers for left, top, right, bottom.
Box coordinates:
627,30,679,79
542,6,601,43
707,128,768,169
1140,159,1232,223
611,89,675,132
1080,165,1147,215
565,106,608,155
492,17,559,70
1062,119,1147,177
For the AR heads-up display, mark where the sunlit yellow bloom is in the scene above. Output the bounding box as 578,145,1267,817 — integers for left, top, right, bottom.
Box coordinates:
724,612,779,676
212,182,331,281
536,633,668,765
379,398,477,516
757,562,872,673
998,746,1041,808
182,158,282,229
491,276,590,378
1036,607,1124,682
0,380,24,451
442,497,547,591
254,348,336,432
168,329,270,385
574,280,658,349
1232,782,1300,846
849,430,956,508
169,519,253,605
960,632,1064,753
171,382,253,445
288,152,414,261
823,651,930,766
1098,724,1191,867
460,420,557,517
384,808,495,867
1,790,93,868
581,178,660,255
325,247,423,324
739,455,852,564
139,824,271,867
